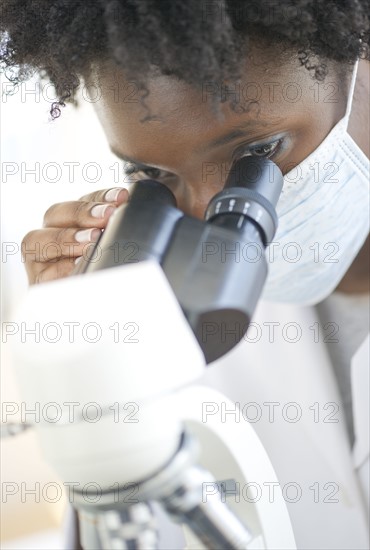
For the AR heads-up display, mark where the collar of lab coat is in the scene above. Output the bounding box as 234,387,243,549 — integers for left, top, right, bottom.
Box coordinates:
351,334,370,469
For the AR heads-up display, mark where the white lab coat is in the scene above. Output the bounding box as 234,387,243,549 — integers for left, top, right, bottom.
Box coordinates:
63,300,369,550
202,300,369,550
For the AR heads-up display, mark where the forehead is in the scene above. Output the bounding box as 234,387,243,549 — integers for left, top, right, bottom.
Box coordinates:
86,54,317,166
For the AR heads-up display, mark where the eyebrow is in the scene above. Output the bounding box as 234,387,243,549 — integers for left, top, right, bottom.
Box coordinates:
202,118,285,151
110,116,285,166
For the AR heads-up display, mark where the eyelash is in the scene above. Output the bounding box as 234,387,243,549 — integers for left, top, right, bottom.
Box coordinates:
123,163,168,181
237,137,284,160
123,138,284,180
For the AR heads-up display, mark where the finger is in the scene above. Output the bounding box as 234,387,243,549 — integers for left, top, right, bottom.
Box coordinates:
33,258,77,285
78,187,129,204
22,227,101,263
43,200,118,229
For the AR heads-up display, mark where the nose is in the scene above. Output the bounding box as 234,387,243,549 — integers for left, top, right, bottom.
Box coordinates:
171,168,226,220
174,188,208,220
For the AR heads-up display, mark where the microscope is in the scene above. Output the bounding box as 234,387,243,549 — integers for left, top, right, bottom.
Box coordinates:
9,157,296,549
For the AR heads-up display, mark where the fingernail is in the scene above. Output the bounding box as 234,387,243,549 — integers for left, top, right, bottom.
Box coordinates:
91,204,114,218
74,256,83,265
105,187,124,202
75,228,101,243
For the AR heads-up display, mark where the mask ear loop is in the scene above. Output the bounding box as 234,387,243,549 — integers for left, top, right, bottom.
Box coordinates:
343,58,360,130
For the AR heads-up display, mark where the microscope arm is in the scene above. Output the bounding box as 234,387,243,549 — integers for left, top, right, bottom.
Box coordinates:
170,386,296,549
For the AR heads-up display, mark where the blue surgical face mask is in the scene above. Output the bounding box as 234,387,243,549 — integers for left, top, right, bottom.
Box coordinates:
262,59,370,306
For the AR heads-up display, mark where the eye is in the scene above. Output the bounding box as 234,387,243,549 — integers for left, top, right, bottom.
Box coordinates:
238,138,284,160
123,162,170,181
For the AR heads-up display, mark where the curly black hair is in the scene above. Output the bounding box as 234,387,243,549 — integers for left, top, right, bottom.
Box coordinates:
1,0,369,120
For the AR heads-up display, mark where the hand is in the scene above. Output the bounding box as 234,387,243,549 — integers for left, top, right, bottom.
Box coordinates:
22,187,129,284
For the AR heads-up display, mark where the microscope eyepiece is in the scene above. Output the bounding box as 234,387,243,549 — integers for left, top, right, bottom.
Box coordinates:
129,178,177,207
205,157,284,246
223,156,283,206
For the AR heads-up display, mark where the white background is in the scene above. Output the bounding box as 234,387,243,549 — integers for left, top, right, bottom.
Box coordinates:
1,72,119,547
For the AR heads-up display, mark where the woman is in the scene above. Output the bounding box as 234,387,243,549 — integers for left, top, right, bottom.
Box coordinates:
1,1,369,548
